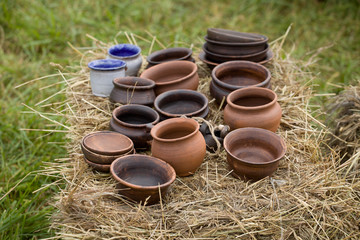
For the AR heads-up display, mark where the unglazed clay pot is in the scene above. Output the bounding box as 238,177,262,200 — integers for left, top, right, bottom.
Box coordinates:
84,157,111,173
110,154,176,205
110,105,160,149
210,61,271,105
109,77,156,106
140,61,199,95
151,118,206,176
146,47,194,68
207,28,267,43
108,44,142,76
223,127,286,181
224,87,282,132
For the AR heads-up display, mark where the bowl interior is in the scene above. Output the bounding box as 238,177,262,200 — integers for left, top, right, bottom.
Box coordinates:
233,95,272,107
84,132,133,154
109,44,140,58
149,48,191,63
157,91,206,115
216,66,266,86
115,106,158,125
141,62,194,84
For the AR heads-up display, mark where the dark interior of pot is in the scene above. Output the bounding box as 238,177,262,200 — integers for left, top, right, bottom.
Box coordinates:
158,93,205,115
151,49,189,62
217,67,266,86
145,65,193,83
156,121,196,140
116,107,157,125
233,95,272,107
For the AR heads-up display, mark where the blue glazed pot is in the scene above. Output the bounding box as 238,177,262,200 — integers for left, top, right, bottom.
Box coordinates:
108,44,143,76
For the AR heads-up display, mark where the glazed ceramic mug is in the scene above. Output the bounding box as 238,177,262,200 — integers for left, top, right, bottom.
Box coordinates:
108,44,142,76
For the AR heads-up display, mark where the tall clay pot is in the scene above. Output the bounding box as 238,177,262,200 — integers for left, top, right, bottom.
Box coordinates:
224,87,281,132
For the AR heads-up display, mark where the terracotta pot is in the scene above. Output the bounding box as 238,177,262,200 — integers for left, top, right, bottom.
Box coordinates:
81,142,135,164
140,60,199,95
110,154,176,205
108,44,142,76
210,61,271,105
154,89,209,120
223,127,286,181
207,28,267,43
109,77,156,106
151,118,206,176
110,105,160,149
84,156,111,173
224,87,282,132
146,47,194,68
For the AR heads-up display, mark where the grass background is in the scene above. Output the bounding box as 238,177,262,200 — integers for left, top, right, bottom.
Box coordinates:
0,0,359,238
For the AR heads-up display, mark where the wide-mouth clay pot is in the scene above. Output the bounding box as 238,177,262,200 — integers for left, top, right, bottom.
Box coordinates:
207,28,267,43
210,61,271,105
154,89,209,120
224,127,286,181
110,104,160,149
146,47,194,68
110,154,176,205
151,118,206,176
140,60,199,95
224,87,282,132
108,44,142,76
110,77,156,106
84,156,111,173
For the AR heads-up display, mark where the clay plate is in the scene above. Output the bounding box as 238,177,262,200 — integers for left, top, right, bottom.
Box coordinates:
84,156,111,173
207,28,267,43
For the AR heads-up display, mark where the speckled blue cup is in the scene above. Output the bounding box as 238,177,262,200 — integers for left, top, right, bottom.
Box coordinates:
108,44,142,76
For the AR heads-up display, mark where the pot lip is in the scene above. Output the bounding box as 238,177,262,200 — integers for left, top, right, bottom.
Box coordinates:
223,127,286,165
88,59,127,71
147,47,193,65
205,35,268,46
108,44,141,59
112,104,160,128
211,60,271,90
151,118,199,143
110,154,176,190
113,77,156,90
207,28,266,42
154,89,209,118
226,87,278,111
140,60,198,86
203,42,269,58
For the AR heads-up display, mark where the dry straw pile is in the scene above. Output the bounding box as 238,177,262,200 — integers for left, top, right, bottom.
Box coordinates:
28,31,359,239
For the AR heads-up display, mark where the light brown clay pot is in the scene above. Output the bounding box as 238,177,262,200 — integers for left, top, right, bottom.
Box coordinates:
140,60,199,95
150,118,206,176
224,87,282,132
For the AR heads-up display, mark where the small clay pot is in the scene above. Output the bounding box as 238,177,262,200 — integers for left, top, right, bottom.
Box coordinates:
154,89,209,120
110,104,160,149
223,127,286,181
140,61,199,95
207,28,267,43
146,47,194,68
151,118,206,176
210,61,271,105
110,154,176,205
109,77,156,106
84,156,111,173
224,87,282,132
108,44,142,76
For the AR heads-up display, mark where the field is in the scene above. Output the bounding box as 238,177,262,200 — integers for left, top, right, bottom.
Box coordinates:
0,0,359,238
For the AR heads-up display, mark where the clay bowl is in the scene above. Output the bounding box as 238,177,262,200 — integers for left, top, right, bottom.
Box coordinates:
146,47,194,68
110,154,176,205
207,28,267,43
224,127,286,181
140,60,199,95
154,89,209,120
84,156,111,173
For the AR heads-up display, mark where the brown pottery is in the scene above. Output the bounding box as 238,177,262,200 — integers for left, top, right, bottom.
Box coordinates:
110,154,176,205
207,28,267,43
110,77,156,106
84,156,111,173
223,127,286,181
224,87,282,132
146,47,194,68
150,118,206,176
140,60,199,95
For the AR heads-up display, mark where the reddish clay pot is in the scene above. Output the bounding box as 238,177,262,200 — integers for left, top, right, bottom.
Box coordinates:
224,87,281,132
140,61,199,95
150,118,206,176
84,157,111,173
146,47,194,68
224,127,286,181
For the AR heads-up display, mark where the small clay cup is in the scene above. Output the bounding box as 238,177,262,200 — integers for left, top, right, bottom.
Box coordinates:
154,89,209,120
146,47,194,68
81,142,135,164
108,44,142,76
151,118,206,176
224,87,282,132
84,156,111,173
110,154,176,205
223,127,286,181
110,104,160,149
110,77,156,106
207,28,267,43
140,60,199,95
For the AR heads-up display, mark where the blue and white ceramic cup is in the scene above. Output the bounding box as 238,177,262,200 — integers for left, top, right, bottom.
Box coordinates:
88,59,127,97
108,44,142,76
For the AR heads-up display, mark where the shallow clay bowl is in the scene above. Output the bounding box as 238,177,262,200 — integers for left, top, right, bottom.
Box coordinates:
207,28,267,43
146,47,194,68
223,127,286,181
110,154,176,205
84,156,111,173
154,89,209,120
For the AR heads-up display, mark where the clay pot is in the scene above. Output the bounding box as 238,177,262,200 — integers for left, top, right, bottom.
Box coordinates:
146,47,194,68
84,157,111,173
210,61,271,105
151,118,206,176
108,44,142,76
110,104,160,149
154,89,209,120
81,142,135,164
224,87,282,132
110,154,176,205
109,77,156,106
140,61,199,95
223,127,286,181
207,28,267,43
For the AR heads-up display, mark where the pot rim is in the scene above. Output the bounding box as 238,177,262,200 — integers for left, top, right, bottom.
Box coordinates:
226,87,278,111
205,35,268,46
108,44,141,59
147,47,193,65
112,104,160,128
110,154,176,190
203,42,269,59
88,59,127,71
223,127,286,165
151,118,199,143
113,77,156,90
207,28,266,42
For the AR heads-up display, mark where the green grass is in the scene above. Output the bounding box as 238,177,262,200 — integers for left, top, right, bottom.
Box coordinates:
1,0,359,238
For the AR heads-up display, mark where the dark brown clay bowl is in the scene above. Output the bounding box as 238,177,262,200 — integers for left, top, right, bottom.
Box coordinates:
146,47,193,68
154,89,209,120
223,127,286,181
82,131,134,156
84,156,111,173
207,28,268,43
110,154,176,205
